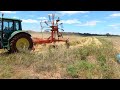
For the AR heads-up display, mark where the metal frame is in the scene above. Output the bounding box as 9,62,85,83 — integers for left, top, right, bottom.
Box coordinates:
32,14,69,45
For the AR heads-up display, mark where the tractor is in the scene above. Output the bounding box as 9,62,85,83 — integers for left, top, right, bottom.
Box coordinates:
0,13,33,53
0,13,69,53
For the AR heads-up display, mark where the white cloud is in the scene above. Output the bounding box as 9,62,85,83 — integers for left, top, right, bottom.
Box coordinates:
58,11,90,15
0,11,16,14
60,19,81,24
13,16,19,19
76,20,100,26
110,13,120,17
37,17,47,20
108,23,120,29
37,17,48,23
108,23,120,27
106,13,120,18
22,19,38,23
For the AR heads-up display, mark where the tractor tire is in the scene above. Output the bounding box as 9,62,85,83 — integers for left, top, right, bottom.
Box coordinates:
9,33,33,53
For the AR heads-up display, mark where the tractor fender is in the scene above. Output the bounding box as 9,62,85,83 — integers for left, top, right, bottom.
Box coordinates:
7,31,32,50
8,31,31,42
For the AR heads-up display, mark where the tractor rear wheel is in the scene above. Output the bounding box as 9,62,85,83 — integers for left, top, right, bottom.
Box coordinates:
9,33,33,53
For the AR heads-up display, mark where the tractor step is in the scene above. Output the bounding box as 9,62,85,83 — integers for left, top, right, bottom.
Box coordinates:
3,46,7,48
3,42,8,48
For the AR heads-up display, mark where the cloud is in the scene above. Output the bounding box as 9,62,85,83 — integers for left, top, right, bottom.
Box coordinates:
108,23,120,29
37,17,47,20
37,17,49,23
13,16,19,19
110,13,120,17
76,20,100,26
58,11,90,15
0,11,16,14
22,19,38,23
108,23,120,27
106,13,120,18
60,19,81,24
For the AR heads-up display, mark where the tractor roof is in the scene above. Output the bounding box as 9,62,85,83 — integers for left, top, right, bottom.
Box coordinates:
0,17,22,21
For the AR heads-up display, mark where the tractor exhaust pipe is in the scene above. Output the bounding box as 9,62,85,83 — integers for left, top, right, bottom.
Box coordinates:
0,13,4,49
1,13,4,41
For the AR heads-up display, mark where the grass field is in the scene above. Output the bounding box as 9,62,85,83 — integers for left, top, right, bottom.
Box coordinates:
0,32,120,79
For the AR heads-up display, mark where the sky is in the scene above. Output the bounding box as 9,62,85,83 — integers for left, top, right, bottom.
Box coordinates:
1,11,120,35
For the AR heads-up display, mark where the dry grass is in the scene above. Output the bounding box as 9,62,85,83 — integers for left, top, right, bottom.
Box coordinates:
0,33,120,79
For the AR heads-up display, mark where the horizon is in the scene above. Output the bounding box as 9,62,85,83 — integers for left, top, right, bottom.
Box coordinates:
25,30,119,35
1,11,120,35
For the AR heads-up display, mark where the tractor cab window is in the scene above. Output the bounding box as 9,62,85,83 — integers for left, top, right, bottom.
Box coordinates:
14,21,19,30
9,22,13,30
3,21,13,32
3,21,9,32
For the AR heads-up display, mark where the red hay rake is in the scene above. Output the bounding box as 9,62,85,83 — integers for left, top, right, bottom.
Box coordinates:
32,13,69,49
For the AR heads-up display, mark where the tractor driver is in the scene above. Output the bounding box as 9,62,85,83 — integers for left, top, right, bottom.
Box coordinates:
11,23,17,30
10,24,14,30
7,23,13,31
4,26,9,33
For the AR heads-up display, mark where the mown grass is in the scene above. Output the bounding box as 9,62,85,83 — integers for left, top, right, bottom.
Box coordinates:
66,38,120,79
0,36,120,79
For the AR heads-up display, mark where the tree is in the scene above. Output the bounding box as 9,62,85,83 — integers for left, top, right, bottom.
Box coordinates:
106,33,110,37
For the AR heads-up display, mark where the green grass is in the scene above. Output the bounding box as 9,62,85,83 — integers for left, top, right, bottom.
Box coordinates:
67,60,96,78
66,38,119,79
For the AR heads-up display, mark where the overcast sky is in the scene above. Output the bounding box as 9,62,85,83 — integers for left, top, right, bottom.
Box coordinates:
1,11,120,35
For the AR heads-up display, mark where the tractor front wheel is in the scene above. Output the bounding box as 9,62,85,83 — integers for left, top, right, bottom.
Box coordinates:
9,33,33,53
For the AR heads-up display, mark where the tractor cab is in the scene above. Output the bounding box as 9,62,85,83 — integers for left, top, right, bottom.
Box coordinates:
0,18,22,49
0,18,22,40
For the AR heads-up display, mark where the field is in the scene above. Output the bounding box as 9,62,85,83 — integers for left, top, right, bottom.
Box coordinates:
0,32,120,79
